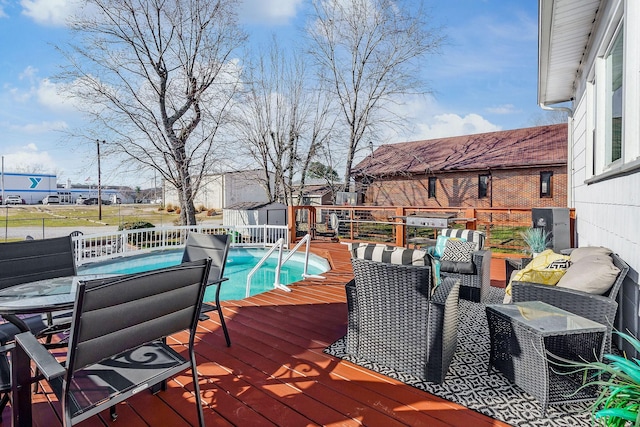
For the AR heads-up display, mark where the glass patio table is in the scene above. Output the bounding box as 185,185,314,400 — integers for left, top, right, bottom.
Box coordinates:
486,301,606,414
0,274,114,332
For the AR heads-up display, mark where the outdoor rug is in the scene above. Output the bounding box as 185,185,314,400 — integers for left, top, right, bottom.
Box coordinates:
324,286,596,427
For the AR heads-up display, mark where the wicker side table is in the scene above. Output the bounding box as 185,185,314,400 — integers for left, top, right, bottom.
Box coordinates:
504,257,532,282
486,301,606,414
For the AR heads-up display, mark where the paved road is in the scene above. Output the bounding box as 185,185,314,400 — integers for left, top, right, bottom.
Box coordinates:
0,217,224,241
0,225,121,241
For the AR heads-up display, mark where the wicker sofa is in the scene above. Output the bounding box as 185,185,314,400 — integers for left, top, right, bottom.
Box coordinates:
511,249,629,353
345,255,460,383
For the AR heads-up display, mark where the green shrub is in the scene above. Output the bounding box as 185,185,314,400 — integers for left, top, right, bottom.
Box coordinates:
118,221,155,231
118,221,156,246
520,227,549,254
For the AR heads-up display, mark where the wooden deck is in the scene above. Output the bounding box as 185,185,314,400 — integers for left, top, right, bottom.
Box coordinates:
6,242,510,427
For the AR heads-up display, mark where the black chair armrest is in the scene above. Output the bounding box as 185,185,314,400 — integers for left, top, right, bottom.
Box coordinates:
15,332,65,380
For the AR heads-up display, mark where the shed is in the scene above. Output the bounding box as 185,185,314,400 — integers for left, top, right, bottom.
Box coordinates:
223,202,288,227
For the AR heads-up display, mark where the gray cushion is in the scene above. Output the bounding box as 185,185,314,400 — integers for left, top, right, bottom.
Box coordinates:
440,260,476,274
556,254,620,294
569,246,613,263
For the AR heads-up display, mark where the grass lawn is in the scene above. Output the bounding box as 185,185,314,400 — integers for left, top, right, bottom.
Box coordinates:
0,204,221,228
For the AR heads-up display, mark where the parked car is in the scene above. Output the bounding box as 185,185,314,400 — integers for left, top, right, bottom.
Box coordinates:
4,195,24,205
42,195,60,205
82,198,112,205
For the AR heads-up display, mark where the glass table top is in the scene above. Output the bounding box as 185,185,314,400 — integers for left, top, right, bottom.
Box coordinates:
487,301,606,334
0,274,114,313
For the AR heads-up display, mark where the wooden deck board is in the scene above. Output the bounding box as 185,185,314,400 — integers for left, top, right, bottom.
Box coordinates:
7,241,510,427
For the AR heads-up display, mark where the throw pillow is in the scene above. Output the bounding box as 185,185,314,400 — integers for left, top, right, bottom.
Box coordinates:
353,244,430,266
569,246,613,263
433,235,468,258
504,249,570,297
547,259,571,269
556,254,620,294
346,243,392,258
441,240,476,263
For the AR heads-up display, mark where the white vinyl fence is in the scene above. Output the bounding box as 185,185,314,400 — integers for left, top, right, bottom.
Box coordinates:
73,224,289,266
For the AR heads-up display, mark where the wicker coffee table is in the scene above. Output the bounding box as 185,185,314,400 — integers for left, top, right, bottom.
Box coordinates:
486,301,606,414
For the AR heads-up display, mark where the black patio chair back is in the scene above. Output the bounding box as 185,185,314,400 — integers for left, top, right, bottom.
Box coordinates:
12,258,211,427
0,235,76,404
182,232,232,346
0,235,76,290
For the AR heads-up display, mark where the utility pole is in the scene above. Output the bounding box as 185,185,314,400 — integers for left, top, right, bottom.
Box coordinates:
96,140,105,221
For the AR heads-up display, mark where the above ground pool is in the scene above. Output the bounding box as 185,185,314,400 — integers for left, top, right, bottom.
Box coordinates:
78,247,330,301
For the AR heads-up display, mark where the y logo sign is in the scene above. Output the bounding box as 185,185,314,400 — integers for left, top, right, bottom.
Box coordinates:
29,177,42,189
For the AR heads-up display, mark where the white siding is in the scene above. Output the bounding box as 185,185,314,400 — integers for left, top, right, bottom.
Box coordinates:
564,0,640,350
163,170,271,210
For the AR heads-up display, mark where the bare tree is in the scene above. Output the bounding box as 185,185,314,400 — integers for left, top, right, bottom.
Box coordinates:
307,0,443,188
236,38,333,205
527,109,570,127
57,0,245,224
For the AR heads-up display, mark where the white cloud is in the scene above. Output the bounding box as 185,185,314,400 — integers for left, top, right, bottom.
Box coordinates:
36,78,77,111
486,104,519,115
19,66,38,82
411,113,501,140
2,145,58,174
379,95,502,142
239,0,304,24
20,0,80,26
11,120,67,134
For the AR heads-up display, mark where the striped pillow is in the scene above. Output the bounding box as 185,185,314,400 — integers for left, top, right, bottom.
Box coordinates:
440,229,485,251
351,243,431,266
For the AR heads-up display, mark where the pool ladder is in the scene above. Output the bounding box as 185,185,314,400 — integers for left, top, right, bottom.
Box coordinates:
245,234,325,297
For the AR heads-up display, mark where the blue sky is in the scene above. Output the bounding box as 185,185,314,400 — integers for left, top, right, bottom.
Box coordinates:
0,0,546,188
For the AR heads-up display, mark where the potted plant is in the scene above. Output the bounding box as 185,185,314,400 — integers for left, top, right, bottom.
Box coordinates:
520,227,550,256
563,332,640,426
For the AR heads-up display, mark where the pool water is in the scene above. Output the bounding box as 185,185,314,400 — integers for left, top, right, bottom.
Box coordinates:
78,248,330,301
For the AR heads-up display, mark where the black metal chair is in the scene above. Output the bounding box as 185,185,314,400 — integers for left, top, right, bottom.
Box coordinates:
0,236,78,346
182,232,232,346
12,259,212,427
0,236,78,399
0,235,76,291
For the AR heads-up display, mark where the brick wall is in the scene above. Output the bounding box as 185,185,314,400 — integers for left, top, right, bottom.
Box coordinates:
363,166,567,208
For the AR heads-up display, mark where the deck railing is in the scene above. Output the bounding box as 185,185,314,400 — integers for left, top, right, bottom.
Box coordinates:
73,224,288,266
288,205,575,255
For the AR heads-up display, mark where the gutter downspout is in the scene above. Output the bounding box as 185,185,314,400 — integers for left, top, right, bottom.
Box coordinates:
539,102,575,209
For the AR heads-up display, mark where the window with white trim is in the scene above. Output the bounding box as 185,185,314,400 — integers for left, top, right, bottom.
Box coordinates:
605,26,623,164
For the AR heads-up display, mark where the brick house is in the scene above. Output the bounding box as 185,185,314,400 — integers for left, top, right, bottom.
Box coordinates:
352,124,568,208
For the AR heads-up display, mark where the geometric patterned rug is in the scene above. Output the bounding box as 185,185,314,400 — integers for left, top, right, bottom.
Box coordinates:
324,286,596,427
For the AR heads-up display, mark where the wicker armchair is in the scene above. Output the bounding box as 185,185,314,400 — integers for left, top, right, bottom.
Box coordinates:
425,229,492,302
345,257,460,383
511,252,629,353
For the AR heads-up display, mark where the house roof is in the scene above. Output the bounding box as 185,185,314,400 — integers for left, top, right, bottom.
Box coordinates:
538,0,600,105
295,184,335,197
352,124,567,178
224,201,287,211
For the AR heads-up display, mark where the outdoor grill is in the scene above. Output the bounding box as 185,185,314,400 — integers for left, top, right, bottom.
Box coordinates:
405,216,450,228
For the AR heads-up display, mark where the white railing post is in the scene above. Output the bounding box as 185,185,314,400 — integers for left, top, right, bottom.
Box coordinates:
245,238,290,297
279,234,325,280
